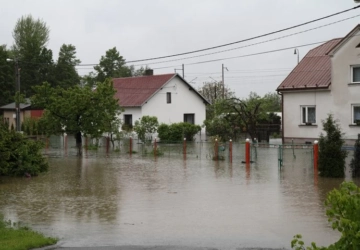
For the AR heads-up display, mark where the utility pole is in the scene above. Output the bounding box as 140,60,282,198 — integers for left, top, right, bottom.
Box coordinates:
16,60,20,132
174,64,185,78
222,64,228,99
7,58,21,132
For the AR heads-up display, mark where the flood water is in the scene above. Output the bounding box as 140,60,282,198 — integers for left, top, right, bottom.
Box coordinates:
0,138,359,250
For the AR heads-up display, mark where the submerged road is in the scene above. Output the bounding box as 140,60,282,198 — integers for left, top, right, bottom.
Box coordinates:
36,245,287,250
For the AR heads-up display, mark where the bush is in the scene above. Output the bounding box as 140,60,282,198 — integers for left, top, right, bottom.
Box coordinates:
291,182,360,250
318,114,347,178
0,120,48,177
157,122,201,142
133,116,158,143
350,136,360,177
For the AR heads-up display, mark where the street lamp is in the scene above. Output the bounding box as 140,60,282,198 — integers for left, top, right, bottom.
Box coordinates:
294,48,299,65
6,58,21,132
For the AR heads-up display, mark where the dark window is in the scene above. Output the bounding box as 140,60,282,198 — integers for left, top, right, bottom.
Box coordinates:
167,92,171,104
352,66,360,83
184,114,195,124
124,114,132,126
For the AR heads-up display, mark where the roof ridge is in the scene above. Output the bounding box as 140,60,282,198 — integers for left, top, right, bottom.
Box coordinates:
113,73,176,80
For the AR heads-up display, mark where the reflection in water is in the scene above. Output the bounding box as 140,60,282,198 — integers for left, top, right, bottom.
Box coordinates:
0,142,359,249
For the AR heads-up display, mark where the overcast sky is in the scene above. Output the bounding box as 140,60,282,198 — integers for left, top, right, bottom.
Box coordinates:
1,0,360,98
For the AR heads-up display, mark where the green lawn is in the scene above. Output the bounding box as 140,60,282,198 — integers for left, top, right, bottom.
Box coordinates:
0,219,57,250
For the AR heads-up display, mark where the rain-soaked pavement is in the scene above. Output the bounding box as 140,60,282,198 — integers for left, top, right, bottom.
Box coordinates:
1,137,359,250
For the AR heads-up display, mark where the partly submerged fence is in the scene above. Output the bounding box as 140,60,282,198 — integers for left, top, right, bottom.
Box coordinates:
42,135,320,169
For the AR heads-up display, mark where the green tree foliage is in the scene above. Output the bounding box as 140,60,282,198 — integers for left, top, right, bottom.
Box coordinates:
203,99,242,142
31,79,121,155
0,119,48,176
158,122,201,142
12,15,54,96
291,182,360,250
134,116,159,143
350,136,360,177
262,92,281,112
318,114,347,178
94,47,132,82
54,44,81,88
0,45,15,106
198,81,235,104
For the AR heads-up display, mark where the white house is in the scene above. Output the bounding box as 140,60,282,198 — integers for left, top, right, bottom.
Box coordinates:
277,24,360,144
113,71,210,139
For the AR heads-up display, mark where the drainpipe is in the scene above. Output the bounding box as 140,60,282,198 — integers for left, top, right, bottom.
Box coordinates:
277,91,284,144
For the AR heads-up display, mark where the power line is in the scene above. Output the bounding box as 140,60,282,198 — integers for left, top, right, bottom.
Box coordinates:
121,6,360,63
129,14,360,67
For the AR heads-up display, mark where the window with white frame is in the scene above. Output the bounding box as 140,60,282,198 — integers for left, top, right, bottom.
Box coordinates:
351,65,360,83
352,104,360,124
301,106,316,124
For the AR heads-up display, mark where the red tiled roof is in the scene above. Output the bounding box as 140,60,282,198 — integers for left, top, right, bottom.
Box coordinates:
277,38,342,91
113,74,176,107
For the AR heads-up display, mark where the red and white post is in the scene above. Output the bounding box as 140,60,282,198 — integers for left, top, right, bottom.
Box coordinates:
313,140,319,173
245,138,250,164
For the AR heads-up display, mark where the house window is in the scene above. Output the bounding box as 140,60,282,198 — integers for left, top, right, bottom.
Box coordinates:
351,66,360,83
352,104,360,124
124,114,132,126
301,106,316,124
166,92,171,104
184,114,195,124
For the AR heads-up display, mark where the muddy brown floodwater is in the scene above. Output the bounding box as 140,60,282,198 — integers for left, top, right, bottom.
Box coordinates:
0,138,359,250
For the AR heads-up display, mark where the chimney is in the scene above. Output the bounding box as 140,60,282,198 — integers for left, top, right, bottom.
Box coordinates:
144,69,153,76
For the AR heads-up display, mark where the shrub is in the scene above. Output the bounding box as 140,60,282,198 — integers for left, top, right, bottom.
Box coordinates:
0,120,48,177
157,122,201,142
350,136,360,177
133,116,158,143
291,182,360,250
318,114,347,178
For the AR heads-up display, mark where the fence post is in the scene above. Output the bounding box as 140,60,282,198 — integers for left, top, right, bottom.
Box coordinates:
85,136,88,155
214,139,218,161
245,138,250,164
46,137,49,150
313,140,319,173
154,138,157,157
129,136,132,155
183,138,186,159
229,139,232,163
106,136,110,156
64,133,67,155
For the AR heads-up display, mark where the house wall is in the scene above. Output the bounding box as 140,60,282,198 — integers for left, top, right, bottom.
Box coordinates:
2,110,30,129
121,107,142,125
283,30,360,144
141,76,207,138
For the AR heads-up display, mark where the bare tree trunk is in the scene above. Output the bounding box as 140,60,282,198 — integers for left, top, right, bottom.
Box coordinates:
75,131,82,156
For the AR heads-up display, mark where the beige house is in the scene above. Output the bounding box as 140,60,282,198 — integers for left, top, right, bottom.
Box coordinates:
277,24,360,144
0,101,43,130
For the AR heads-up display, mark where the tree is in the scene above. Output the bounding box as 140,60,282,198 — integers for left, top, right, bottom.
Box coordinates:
0,119,48,176
350,135,360,177
291,182,360,250
31,79,121,155
198,81,235,105
12,15,54,96
318,114,348,178
134,116,159,142
0,45,15,106
94,47,132,82
130,66,152,76
262,92,281,112
53,44,81,88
